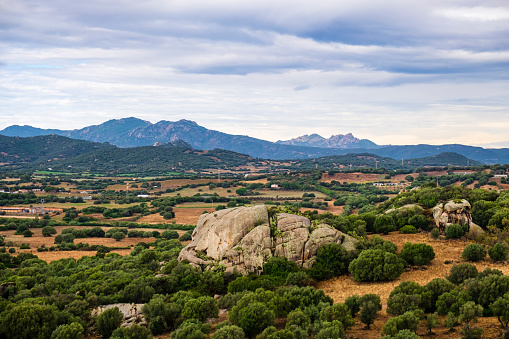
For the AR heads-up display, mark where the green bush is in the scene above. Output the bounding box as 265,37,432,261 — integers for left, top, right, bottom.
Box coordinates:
399,225,417,234
374,215,396,234
170,319,209,339
161,230,179,240
315,320,344,339
430,228,440,239
182,296,218,322
462,244,485,262
2,304,58,339
445,223,467,239
387,281,425,315
96,307,124,339
285,308,310,331
308,243,353,280
381,311,420,336
230,302,275,338
345,295,361,316
263,256,299,278
488,243,508,261
210,325,244,339
399,242,435,266
381,329,420,339
51,323,84,339
285,271,312,287
349,249,405,282
319,303,355,330
179,230,193,241
110,324,152,339
447,263,478,284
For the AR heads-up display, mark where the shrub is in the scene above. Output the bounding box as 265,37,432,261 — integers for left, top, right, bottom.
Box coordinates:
51,322,84,339
161,230,179,240
319,303,355,330
110,324,152,339
387,281,425,315
3,304,58,339
374,215,396,234
285,308,310,331
349,249,405,282
381,329,420,339
399,225,417,234
381,311,420,336
96,307,123,339
360,300,379,329
182,296,218,321
285,271,312,287
42,226,57,237
430,228,440,239
179,230,193,241
170,319,209,339
425,313,439,335
462,244,485,262
315,320,344,339
23,230,33,237
230,302,275,338
423,278,455,313
488,243,508,262
445,223,467,239
399,242,435,266
490,293,509,327
211,325,244,339
308,243,353,280
447,263,478,284
263,256,299,278
345,295,361,316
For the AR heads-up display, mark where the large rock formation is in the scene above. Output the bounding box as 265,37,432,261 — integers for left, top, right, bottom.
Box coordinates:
178,206,357,274
432,199,472,230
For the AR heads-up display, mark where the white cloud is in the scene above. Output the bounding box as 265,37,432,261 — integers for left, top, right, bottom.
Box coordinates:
0,0,508,147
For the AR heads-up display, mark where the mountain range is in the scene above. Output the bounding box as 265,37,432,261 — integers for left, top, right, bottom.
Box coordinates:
277,133,378,149
2,117,509,164
0,134,481,174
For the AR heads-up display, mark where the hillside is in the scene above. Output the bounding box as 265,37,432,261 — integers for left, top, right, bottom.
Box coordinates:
0,134,482,174
0,134,114,164
293,152,481,170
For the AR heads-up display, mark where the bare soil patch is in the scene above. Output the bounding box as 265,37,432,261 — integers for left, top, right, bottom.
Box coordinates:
321,172,384,183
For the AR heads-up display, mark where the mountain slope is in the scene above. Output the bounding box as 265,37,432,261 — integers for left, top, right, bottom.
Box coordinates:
2,118,509,164
0,134,114,164
277,133,378,149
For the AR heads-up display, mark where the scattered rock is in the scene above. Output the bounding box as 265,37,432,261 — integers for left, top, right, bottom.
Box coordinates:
91,303,146,328
432,199,484,238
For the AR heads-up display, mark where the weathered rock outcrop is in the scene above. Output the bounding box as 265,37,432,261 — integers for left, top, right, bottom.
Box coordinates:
178,206,357,274
91,303,146,327
432,199,483,237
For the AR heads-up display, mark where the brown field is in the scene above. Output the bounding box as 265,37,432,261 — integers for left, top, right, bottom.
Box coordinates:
321,172,385,183
318,232,509,304
1,226,186,262
317,232,509,338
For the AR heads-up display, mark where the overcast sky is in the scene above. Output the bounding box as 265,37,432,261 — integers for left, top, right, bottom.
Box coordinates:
1,0,508,146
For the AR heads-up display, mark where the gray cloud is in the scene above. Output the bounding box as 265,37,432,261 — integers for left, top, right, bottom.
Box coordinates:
0,0,508,146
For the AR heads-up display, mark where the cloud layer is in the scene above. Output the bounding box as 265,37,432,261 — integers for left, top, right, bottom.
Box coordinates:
1,0,508,146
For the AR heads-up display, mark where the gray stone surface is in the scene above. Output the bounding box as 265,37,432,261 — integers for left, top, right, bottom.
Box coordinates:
179,206,358,274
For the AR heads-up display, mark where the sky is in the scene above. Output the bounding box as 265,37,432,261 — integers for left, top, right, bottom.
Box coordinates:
1,0,509,147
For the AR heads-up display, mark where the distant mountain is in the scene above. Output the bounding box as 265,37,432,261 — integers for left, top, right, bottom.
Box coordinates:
0,125,63,137
277,133,378,149
2,118,509,164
